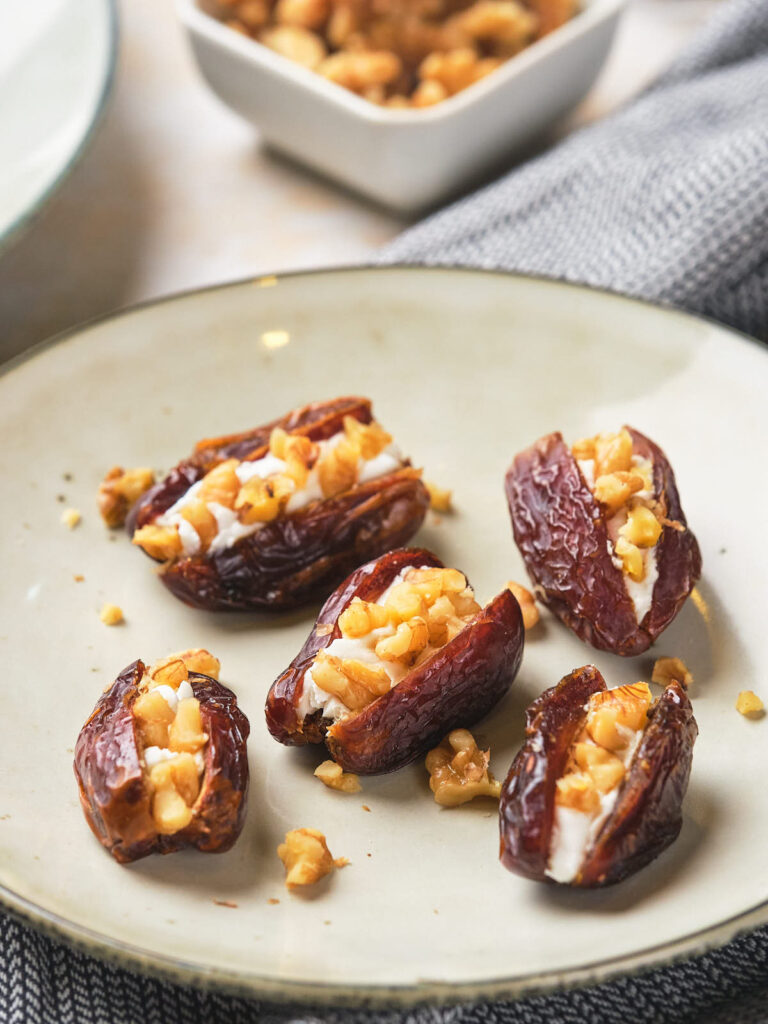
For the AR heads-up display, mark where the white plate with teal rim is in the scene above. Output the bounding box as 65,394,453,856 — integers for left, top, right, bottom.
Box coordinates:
0,0,117,252
0,267,766,1007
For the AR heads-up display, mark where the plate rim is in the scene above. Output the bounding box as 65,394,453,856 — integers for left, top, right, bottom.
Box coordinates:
2,264,767,1007
0,0,119,254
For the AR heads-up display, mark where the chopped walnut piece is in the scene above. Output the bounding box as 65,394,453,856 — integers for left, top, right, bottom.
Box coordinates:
198,459,241,508
98,466,156,527
99,603,124,626
312,651,390,711
61,507,81,529
736,691,764,719
132,524,182,561
425,481,452,512
652,657,693,689
426,729,501,806
260,24,327,68
171,648,221,680
278,828,336,889
594,430,634,478
506,580,539,629
317,50,402,92
593,471,645,516
338,596,390,637
375,616,429,664
314,760,361,793
585,682,652,751
275,0,330,30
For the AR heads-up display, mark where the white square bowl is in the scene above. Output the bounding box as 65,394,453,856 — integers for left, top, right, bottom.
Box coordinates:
178,0,627,212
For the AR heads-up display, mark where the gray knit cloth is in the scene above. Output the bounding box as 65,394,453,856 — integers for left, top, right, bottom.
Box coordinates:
382,0,768,342
4,2,768,1022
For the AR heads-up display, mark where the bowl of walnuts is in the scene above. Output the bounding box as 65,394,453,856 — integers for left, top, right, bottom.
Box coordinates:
178,0,627,211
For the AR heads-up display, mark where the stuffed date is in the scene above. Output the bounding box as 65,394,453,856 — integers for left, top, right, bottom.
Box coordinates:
499,664,697,887
74,649,249,863
266,547,525,774
506,427,702,656
128,396,430,611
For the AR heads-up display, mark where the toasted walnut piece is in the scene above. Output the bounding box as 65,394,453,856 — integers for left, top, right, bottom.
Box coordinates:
132,524,183,561
61,508,81,529
419,47,485,95
338,596,390,637
326,2,359,46
593,471,645,516
426,729,501,806
594,429,634,478
260,24,327,68
99,603,124,626
134,690,175,747
586,682,652,751
180,500,218,548
614,535,645,582
340,659,390,695
312,652,384,711
226,17,250,34
412,78,448,107
318,50,402,90
448,586,481,618
98,466,156,527
375,616,429,664
167,752,201,806
572,742,625,794
455,0,536,49
425,481,452,512
168,698,208,753
506,581,539,629
571,437,596,461
150,760,195,834
317,436,360,498
621,505,662,549
555,772,601,813
237,0,270,29
278,828,335,888
149,657,188,689
235,477,283,524
275,0,330,30
652,657,693,689
174,648,220,680
384,582,429,623
314,759,362,793
198,459,241,508
736,690,764,719
343,416,392,460
269,427,289,459
386,94,411,108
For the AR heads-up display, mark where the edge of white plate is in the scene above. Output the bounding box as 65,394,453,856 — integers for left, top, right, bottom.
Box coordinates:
0,0,119,254
2,265,766,1008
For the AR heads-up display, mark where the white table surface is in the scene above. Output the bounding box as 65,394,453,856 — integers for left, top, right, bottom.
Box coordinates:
0,0,718,363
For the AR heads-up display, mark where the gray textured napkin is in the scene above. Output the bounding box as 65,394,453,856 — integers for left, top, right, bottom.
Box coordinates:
382,0,768,342
4,1,768,1021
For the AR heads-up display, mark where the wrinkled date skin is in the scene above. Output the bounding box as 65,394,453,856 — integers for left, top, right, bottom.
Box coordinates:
498,665,697,887
127,397,430,612
505,428,702,655
74,660,250,864
265,547,525,775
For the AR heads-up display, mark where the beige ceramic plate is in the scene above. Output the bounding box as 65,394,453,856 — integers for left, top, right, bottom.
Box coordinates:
0,268,766,1007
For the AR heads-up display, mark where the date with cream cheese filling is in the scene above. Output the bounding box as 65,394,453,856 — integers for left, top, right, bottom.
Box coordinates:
74,650,250,863
505,426,701,656
499,664,697,888
127,397,430,611
265,547,525,775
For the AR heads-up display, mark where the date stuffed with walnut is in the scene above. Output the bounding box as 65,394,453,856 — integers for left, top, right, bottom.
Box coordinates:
74,649,249,863
499,664,697,887
125,396,429,611
266,547,524,774
506,427,702,655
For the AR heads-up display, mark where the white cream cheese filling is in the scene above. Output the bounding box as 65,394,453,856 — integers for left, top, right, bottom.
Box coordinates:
579,453,659,624
141,679,204,774
155,432,404,556
546,727,643,884
297,565,437,725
